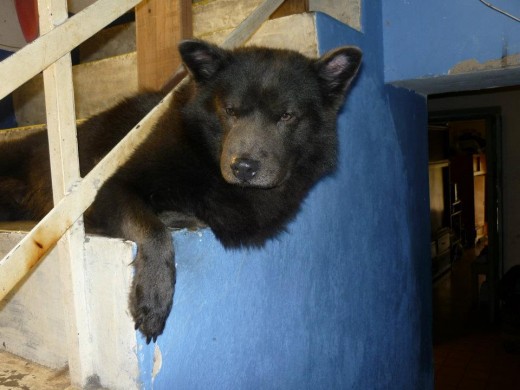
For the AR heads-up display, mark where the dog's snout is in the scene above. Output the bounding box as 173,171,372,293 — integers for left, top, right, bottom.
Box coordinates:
231,157,260,182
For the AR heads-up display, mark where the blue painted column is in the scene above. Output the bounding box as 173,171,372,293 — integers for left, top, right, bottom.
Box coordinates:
139,4,433,389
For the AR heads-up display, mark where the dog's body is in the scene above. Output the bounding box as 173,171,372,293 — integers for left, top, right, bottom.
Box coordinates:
0,40,361,342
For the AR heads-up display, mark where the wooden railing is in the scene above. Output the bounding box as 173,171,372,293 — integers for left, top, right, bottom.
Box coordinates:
0,0,284,386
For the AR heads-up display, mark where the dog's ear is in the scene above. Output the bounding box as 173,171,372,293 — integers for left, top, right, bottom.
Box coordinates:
314,46,362,106
179,39,231,83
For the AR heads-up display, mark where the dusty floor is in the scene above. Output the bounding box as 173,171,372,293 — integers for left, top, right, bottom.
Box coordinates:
0,350,69,390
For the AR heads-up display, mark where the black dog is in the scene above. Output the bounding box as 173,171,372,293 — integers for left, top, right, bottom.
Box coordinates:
0,40,362,342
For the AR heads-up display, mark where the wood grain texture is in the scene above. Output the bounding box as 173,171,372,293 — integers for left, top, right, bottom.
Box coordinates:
136,0,193,91
270,0,308,19
0,0,140,101
38,0,92,386
13,53,138,126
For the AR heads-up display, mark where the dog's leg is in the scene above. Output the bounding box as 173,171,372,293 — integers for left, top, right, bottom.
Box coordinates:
89,182,175,343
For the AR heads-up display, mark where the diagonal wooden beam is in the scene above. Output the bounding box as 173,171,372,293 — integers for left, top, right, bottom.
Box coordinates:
0,0,141,101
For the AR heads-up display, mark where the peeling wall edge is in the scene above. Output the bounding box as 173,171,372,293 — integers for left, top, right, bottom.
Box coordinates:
449,53,520,75
389,66,520,96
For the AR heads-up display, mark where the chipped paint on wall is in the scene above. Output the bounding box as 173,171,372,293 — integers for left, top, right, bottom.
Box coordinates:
449,53,520,75
152,344,162,381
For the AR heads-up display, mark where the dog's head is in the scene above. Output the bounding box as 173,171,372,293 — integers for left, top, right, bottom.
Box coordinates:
179,40,362,188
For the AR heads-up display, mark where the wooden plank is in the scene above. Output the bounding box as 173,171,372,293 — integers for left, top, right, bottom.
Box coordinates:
39,2,82,205
135,0,192,91
0,0,140,101
79,22,136,62
245,13,317,55
192,0,263,40
194,12,317,58
220,0,285,49
270,0,308,19
13,52,138,126
0,124,46,140
38,0,93,386
193,0,292,46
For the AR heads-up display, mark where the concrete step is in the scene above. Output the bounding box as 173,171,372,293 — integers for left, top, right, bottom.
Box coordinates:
0,349,70,390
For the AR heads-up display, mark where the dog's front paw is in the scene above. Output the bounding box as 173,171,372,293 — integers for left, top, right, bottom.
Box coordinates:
130,244,176,343
131,283,173,343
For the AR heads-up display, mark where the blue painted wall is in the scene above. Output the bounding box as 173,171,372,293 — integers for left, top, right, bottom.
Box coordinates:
383,0,520,82
140,3,432,389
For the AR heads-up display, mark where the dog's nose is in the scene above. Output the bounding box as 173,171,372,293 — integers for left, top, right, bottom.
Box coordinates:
231,158,260,182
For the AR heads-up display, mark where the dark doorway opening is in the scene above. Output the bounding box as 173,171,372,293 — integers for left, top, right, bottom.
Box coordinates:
428,108,502,333
426,88,520,388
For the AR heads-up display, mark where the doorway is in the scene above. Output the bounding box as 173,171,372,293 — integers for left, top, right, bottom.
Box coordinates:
428,108,502,327
425,91,520,388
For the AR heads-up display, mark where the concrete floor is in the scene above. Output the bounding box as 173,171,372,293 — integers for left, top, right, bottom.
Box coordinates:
0,350,70,390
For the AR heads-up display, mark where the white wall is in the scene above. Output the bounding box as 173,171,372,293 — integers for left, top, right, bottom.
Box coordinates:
428,88,520,272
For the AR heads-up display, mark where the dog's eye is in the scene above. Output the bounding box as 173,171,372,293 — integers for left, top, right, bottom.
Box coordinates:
280,112,293,122
225,107,235,116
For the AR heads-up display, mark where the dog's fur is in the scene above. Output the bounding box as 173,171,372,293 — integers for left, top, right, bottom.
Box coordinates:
0,40,361,342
